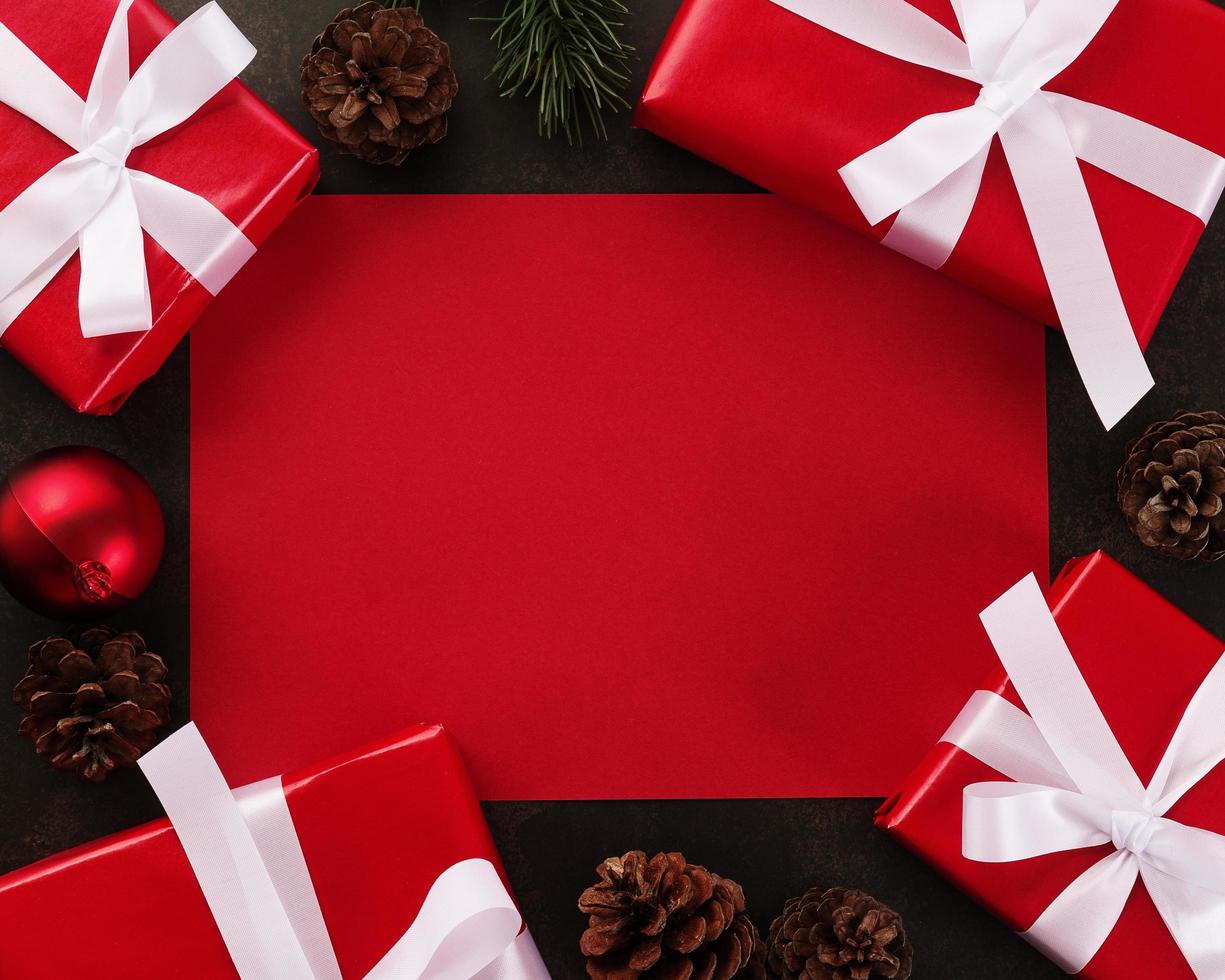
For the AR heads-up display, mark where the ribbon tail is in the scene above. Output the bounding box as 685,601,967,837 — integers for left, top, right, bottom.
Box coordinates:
993,0,1121,93
128,170,256,295
882,143,989,269
138,724,320,980
1020,850,1139,973
81,0,137,142
941,690,1075,789
840,105,1001,226
998,96,1153,429
949,0,1027,78
979,574,1145,807
78,169,152,337
1144,865,1225,979
1046,92,1225,225
116,1,256,146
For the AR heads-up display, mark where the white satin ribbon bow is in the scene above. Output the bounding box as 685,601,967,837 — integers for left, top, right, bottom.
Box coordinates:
138,724,551,980
0,0,258,339
941,574,1225,976
769,0,1225,429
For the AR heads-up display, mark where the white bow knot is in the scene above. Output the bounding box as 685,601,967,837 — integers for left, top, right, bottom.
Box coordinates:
1112,808,1159,857
973,79,1033,125
943,574,1225,976
769,0,1225,429
0,0,259,340
85,125,137,169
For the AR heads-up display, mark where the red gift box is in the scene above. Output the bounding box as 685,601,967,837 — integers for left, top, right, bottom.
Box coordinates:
0,723,529,977
0,0,318,414
635,0,1225,352
877,552,1225,979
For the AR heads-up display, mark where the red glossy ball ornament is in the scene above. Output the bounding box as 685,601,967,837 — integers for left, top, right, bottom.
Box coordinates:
0,447,164,619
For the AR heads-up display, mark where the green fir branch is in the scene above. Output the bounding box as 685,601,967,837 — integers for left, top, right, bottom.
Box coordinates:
478,0,634,144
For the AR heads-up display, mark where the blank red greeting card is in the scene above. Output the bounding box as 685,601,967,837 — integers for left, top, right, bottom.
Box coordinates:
190,195,1047,798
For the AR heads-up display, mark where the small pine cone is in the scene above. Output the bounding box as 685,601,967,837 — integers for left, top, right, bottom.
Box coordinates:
1117,409,1225,561
14,628,171,782
301,1,458,166
767,887,912,980
579,850,767,980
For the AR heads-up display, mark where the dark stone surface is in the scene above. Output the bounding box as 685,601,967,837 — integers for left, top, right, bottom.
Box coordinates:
230,0,755,196
0,0,1222,977
484,799,1063,980
0,343,188,873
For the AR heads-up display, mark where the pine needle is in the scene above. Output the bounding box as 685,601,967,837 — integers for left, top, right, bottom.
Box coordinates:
478,0,634,144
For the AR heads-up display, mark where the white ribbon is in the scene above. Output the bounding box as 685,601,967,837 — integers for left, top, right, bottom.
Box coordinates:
139,723,550,980
769,0,1225,429
0,0,258,339
941,573,1225,976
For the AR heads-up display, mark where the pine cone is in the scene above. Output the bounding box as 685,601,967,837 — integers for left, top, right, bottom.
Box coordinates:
579,850,767,980
14,628,171,782
1117,409,1225,561
767,887,912,980
301,2,458,166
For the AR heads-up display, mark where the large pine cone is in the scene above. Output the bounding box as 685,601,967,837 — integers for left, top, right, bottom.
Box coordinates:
767,887,912,980
1117,409,1225,561
301,2,458,166
14,629,171,782
579,851,767,980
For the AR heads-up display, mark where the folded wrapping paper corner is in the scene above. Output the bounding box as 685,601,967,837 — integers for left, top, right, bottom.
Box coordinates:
0,0,319,413
0,721,549,979
635,0,1225,429
878,553,1225,979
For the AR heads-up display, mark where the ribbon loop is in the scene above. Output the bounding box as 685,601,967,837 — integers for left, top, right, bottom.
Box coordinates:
944,572,1225,976
0,0,257,339
839,105,1001,225
769,0,1225,428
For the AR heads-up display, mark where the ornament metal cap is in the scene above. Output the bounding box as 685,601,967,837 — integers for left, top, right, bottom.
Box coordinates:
72,560,115,604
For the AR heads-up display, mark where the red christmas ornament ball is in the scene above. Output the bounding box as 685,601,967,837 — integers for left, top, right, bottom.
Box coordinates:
0,447,164,618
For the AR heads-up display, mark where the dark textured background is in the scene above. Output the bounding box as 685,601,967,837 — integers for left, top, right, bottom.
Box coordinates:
1,1,1223,977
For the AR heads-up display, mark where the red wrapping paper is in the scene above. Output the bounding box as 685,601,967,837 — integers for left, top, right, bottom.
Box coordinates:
0,724,513,977
635,0,1225,346
877,552,1225,979
0,0,318,414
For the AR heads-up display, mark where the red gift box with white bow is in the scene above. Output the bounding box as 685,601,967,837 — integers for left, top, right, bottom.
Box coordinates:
636,0,1225,428
0,723,548,979
0,0,318,414
877,552,1225,979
